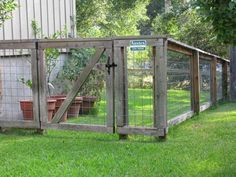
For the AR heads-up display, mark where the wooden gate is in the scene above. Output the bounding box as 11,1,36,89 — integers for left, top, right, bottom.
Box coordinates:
114,37,168,138
37,39,115,133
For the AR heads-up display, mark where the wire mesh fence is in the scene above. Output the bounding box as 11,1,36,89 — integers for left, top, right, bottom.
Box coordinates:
126,46,153,127
43,47,108,126
0,49,33,122
199,59,211,105
0,38,230,137
167,50,192,120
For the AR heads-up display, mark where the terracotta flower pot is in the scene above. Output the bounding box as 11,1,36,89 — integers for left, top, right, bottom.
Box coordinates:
20,99,56,121
50,95,67,122
20,100,33,120
67,96,83,118
80,96,97,114
47,99,57,122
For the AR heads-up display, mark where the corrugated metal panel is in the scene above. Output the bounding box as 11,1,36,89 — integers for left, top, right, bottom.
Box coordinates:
27,0,34,38
41,0,48,37
20,0,28,39
0,0,76,40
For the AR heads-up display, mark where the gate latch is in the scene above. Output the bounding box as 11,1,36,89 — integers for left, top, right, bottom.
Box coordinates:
105,56,117,74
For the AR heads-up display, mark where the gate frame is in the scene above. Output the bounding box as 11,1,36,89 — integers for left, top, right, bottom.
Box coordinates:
114,36,168,138
37,38,114,133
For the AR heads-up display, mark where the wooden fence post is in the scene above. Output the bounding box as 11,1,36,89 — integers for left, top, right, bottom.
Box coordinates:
0,68,2,131
191,51,200,114
230,46,236,101
211,57,217,105
105,49,115,131
222,61,228,100
114,45,128,139
154,38,167,138
0,68,2,114
38,49,48,128
31,48,41,129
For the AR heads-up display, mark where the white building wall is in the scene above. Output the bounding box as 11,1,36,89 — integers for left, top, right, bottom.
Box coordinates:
0,56,32,120
0,53,67,121
0,0,76,121
0,0,76,40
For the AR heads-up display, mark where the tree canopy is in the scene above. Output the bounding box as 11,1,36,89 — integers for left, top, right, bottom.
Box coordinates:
150,1,228,56
0,0,17,27
76,0,149,37
195,0,236,45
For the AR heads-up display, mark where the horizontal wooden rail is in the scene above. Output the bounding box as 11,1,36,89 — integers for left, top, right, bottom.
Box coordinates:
168,111,194,126
117,126,166,137
0,120,40,129
0,40,36,49
0,37,231,65
41,123,113,133
167,38,229,63
38,40,113,49
200,102,212,112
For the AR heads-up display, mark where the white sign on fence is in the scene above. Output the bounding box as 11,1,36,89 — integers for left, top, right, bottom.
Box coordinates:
130,40,147,51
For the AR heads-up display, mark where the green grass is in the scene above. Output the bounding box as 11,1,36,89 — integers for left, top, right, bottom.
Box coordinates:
68,88,200,126
200,90,211,105
0,102,235,176
167,89,191,119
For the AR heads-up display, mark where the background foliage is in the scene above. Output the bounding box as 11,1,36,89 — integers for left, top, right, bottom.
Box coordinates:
75,0,230,57
195,0,236,45
0,0,17,27
76,0,149,37
151,1,229,57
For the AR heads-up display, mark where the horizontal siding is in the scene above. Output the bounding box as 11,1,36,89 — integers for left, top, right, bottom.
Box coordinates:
0,0,76,40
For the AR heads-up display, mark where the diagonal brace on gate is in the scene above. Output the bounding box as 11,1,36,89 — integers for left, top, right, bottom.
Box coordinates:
51,48,106,123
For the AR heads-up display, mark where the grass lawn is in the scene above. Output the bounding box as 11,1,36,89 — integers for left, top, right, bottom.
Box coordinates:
68,88,206,126
0,102,235,176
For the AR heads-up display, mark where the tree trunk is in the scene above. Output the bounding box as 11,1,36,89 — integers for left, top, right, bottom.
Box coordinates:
230,46,236,101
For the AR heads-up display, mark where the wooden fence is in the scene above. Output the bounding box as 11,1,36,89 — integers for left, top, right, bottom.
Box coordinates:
0,36,230,138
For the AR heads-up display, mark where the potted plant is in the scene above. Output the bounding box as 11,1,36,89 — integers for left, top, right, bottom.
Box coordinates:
18,78,56,121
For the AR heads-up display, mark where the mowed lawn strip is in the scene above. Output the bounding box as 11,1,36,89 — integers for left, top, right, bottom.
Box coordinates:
0,102,235,177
